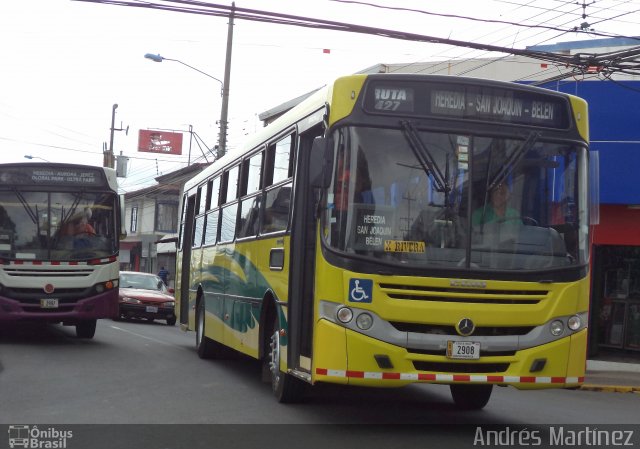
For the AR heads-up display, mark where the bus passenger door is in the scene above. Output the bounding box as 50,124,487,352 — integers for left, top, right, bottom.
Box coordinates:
178,194,196,326
287,125,323,374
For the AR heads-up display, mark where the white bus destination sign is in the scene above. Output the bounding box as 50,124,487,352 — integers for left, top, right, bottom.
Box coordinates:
363,82,570,129
0,166,107,187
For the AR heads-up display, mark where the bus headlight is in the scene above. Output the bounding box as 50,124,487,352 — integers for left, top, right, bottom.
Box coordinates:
550,320,564,336
568,315,582,331
355,313,373,330
336,307,353,323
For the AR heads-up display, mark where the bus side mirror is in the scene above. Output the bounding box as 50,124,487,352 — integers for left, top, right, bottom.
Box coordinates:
310,136,334,189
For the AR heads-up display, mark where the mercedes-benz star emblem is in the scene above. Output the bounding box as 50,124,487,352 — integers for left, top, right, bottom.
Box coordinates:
456,318,475,336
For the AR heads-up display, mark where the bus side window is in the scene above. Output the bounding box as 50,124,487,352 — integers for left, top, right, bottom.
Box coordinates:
262,185,291,233
237,150,264,239
238,196,261,238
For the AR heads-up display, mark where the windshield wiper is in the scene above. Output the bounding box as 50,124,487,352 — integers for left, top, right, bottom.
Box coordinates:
487,131,540,191
14,190,39,225
400,121,449,194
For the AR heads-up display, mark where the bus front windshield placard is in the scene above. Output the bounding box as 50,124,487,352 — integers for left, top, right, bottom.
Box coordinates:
352,205,395,251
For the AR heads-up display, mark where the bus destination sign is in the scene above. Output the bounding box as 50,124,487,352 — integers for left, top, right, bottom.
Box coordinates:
363,81,569,129
0,167,107,187
430,88,567,127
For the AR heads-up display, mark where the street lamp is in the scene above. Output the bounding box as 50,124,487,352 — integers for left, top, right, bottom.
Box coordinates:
144,53,229,158
24,155,50,162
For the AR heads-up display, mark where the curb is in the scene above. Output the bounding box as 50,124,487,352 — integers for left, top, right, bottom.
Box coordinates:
580,384,640,393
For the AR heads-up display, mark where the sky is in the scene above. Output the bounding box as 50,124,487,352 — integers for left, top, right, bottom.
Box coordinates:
1,0,638,193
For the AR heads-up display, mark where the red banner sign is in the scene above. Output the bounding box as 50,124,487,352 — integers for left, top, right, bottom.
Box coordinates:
138,130,183,155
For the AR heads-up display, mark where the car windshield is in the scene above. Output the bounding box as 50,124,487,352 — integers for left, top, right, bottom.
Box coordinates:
321,125,589,272
120,273,167,292
0,190,117,261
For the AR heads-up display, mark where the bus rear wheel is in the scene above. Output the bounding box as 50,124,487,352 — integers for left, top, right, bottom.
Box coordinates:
450,384,493,410
76,319,96,339
268,315,305,403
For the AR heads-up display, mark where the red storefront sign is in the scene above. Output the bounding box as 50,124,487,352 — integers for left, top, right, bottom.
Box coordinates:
592,205,640,246
138,130,183,155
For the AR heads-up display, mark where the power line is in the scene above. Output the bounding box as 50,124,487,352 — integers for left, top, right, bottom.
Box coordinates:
330,0,638,40
73,0,640,76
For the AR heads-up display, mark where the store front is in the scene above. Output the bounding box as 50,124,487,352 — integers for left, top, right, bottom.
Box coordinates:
589,205,640,359
119,240,142,272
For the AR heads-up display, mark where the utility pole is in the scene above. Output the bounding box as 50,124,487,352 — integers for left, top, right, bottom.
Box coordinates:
218,3,235,159
105,103,118,168
188,125,194,165
106,104,129,169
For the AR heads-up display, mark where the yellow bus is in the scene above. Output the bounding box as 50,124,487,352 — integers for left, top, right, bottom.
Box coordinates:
176,74,590,409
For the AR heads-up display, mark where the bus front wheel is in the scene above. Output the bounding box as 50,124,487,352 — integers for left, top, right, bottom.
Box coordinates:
268,315,305,403
450,384,493,410
76,319,96,339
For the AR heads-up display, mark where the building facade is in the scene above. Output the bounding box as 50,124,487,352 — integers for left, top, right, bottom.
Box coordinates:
120,163,209,287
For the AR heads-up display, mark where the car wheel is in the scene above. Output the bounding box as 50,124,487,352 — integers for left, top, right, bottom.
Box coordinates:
76,319,97,339
166,316,176,326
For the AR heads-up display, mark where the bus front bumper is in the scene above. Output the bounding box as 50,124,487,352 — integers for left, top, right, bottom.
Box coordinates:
313,319,587,390
0,290,119,322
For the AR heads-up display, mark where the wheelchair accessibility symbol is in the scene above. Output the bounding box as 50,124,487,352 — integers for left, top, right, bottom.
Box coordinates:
349,278,373,303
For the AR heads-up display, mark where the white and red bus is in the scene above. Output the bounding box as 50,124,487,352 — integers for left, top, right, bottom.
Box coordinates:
0,163,125,338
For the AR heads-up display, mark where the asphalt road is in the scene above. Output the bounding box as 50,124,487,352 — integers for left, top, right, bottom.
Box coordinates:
1,318,639,428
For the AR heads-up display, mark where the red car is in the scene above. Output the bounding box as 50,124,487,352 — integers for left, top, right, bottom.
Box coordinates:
117,271,176,326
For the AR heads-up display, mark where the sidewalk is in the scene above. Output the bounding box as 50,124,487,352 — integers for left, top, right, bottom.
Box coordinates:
581,359,640,393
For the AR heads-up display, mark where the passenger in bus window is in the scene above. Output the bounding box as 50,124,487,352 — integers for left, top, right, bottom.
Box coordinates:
472,182,519,226
74,208,96,236
62,208,96,237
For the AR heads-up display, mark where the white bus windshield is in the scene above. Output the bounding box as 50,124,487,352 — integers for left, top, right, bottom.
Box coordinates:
0,190,118,261
322,126,589,271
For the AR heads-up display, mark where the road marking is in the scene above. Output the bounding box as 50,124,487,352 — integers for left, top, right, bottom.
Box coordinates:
109,325,181,347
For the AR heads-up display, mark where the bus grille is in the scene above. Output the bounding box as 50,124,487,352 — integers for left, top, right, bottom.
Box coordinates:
379,282,547,304
390,322,534,336
3,268,93,277
1,287,94,302
413,361,510,373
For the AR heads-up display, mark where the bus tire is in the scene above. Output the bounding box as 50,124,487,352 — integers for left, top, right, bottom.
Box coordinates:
268,314,306,403
76,319,97,339
449,384,493,410
195,299,226,359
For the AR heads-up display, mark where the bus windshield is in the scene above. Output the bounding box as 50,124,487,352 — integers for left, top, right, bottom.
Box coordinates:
322,125,589,271
0,190,118,261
